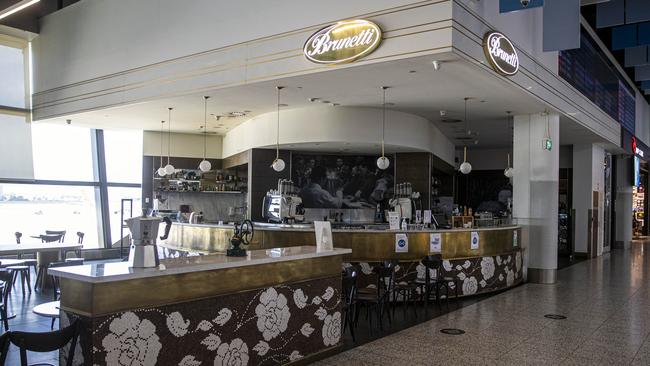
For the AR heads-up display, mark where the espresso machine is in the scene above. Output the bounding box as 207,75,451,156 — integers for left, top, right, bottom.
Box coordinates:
262,179,305,223
125,215,172,268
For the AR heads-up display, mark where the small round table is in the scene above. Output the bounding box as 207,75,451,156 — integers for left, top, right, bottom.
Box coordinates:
33,300,60,330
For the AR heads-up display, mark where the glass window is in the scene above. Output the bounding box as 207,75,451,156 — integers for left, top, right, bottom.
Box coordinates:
0,184,102,248
0,44,25,108
107,187,142,247
31,123,96,181
104,129,143,184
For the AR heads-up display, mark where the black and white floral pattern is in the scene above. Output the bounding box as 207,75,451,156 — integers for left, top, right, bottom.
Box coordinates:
70,276,341,366
347,249,523,298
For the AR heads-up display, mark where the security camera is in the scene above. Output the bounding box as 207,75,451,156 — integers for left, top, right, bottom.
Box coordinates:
520,0,530,7
66,119,71,125
432,60,441,71
439,110,447,117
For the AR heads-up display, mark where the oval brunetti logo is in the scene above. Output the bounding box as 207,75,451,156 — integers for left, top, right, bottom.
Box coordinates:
303,19,382,65
483,31,519,76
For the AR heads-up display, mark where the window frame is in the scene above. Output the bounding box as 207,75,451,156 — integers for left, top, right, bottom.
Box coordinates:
0,37,142,249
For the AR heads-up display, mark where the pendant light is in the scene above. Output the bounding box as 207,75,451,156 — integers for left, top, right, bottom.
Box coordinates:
198,96,212,172
271,86,286,172
376,86,390,170
504,111,514,178
164,107,175,175
157,120,167,176
459,97,472,174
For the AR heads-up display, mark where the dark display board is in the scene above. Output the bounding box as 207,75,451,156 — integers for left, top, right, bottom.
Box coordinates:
559,27,636,133
291,153,394,208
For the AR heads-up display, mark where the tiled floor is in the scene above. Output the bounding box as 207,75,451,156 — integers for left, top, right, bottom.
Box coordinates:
314,242,650,366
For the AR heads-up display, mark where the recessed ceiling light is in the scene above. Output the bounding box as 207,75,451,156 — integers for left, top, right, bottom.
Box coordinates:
409,70,417,73
278,103,288,107
308,98,320,102
320,100,331,104
330,103,339,107
228,111,247,117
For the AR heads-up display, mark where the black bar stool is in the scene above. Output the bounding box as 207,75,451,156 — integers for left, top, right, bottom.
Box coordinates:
7,265,30,296
342,267,358,342
355,261,395,331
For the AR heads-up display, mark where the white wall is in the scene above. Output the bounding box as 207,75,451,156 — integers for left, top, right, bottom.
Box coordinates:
222,106,455,166
0,115,33,179
572,144,605,255
143,131,223,159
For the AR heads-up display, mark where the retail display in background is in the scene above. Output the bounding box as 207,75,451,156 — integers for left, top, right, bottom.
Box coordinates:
558,26,635,134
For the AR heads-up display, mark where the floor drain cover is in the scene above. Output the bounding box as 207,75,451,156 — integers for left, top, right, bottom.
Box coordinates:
440,328,465,335
544,314,567,320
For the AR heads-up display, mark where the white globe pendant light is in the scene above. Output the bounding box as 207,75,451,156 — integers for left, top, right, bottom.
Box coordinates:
377,86,390,170
504,153,514,178
164,107,175,175
198,96,212,172
460,146,472,174
157,120,167,176
271,86,286,172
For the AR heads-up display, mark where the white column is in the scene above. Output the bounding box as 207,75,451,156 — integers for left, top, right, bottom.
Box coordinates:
614,155,633,249
513,113,559,284
572,144,605,257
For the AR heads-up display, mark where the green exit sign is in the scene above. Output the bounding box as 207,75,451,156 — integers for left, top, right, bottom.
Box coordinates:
543,138,552,151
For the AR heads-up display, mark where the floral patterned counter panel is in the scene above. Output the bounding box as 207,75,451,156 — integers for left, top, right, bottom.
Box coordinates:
345,249,523,297
61,276,342,366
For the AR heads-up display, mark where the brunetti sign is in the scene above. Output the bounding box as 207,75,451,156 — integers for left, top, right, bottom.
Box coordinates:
483,31,519,76
303,19,382,64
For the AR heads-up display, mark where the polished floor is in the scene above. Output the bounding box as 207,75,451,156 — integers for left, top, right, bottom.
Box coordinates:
314,242,650,366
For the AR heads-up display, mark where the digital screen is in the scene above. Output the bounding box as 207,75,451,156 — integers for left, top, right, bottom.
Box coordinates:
559,27,636,134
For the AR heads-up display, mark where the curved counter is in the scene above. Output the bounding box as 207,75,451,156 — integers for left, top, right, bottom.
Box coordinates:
161,222,524,297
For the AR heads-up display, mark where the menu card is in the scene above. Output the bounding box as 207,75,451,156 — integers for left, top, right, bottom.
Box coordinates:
314,221,333,252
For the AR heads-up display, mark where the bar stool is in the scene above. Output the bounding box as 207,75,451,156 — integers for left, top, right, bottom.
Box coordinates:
413,255,459,306
14,231,38,277
392,262,419,319
355,261,395,331
7,265,31,296
342,267,358,342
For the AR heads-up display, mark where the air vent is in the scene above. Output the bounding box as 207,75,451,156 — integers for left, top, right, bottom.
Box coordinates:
441,118,462,123
455,137,473,141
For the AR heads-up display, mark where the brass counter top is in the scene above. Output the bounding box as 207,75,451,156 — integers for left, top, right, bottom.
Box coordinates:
161,222,521,261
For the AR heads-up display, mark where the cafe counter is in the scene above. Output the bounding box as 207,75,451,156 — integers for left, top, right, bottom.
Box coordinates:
50,246,351,366
162,222,524,297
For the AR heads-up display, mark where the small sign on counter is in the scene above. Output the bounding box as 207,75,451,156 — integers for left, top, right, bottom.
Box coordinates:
470,231,480,250
395,233,409,253
388,212,400,230
314,221,333,252
430,233,442,253
423,210,432,224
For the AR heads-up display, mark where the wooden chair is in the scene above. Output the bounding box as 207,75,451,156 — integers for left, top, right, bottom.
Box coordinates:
355,261,394,331
0,331,9,366
44,231,66,243
9,319,79,366
0,271,13,331
413,254,459,306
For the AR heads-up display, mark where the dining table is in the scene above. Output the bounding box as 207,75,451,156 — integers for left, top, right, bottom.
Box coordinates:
0,243,83,291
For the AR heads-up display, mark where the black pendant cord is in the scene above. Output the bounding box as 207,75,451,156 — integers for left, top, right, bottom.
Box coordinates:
276,87,284,160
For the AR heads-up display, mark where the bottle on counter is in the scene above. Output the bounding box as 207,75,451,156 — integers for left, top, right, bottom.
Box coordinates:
401,218,408,231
